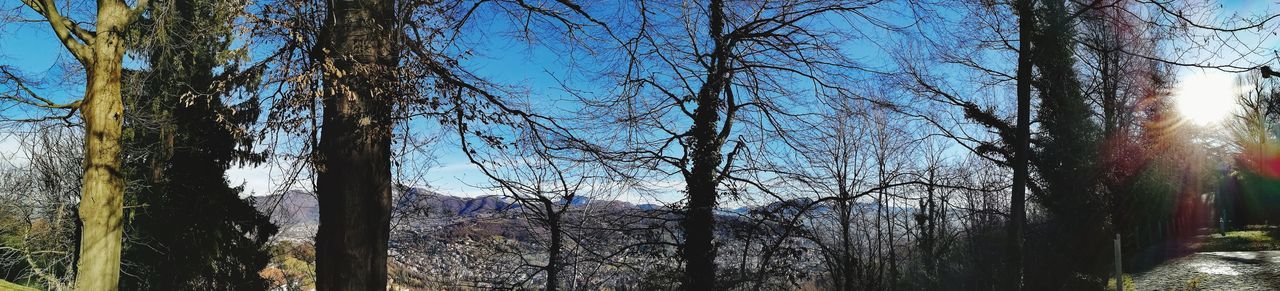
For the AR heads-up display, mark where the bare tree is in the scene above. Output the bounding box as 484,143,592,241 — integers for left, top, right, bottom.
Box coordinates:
460,125,614,291
0,125,84,290
2,0,154,289
561,1,907,288
787,97,875,290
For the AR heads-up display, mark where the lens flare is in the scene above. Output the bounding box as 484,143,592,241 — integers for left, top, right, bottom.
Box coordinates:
1173,72,1239,126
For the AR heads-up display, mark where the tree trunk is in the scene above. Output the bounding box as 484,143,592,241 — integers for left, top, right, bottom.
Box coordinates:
840,203,856,291
313,0,397,290
74,2,129,290
1007,0,1033,289
682,0,729,289
547,213,563,291
839,194,853,291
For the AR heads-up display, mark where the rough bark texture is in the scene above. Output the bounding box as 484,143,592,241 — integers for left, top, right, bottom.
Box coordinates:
313,0,397,289
74,2,130,290
1006,0,1033,289
682,0,728,289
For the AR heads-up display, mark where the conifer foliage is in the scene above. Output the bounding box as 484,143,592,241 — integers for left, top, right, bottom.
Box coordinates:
120,0,277,289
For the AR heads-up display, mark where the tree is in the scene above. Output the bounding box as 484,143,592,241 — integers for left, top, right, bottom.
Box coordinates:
117,0,277,289
460,127,607,291
1076,0,1177,275
787,97,934,290
6,0,152,289
791,98,873,291
310,0,400,289
252,0,606,287
0,126,82,290
1023,1,1108,289
1008,0,1032,289
1227,74,1280,226
566,1,896,288
898,1,1278,288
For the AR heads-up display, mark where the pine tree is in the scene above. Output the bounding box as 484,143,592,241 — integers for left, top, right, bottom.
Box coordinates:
1027,0,1107,289
119,0,277,289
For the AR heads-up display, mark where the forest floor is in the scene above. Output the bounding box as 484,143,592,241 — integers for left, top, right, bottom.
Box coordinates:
1130,228,1280,290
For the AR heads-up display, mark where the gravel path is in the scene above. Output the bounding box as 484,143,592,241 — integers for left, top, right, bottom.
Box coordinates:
1131,251,1280,290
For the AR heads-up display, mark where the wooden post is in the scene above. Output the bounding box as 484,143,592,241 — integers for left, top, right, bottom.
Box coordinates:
1114,233,1124,291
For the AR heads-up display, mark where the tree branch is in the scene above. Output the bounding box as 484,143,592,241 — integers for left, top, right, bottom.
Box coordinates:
19,0,92,64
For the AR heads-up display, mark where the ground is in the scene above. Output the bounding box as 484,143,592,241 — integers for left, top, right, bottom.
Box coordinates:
1129,229,1280,290
1131,251,1280,290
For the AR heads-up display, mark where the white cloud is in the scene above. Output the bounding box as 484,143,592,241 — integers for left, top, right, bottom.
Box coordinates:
227,160,313,197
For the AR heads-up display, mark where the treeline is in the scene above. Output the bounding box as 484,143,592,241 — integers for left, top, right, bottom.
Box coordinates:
0,0,1275,290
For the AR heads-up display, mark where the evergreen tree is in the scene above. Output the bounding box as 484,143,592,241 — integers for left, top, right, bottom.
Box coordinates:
120,0,277,289
1027,0,1107,289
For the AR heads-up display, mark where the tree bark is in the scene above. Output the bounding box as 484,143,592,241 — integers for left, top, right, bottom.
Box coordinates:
74,1,129,290
546,212,562,291
682,0,729,289
1007,0,1033,290
313,0,397,290
838,185,855,291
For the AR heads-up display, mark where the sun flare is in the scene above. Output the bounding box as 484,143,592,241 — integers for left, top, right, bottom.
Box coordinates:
1173,72,1240,126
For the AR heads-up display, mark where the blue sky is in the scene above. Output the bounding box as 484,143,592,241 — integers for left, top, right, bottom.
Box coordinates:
1,0,1278,204
0,1,602,200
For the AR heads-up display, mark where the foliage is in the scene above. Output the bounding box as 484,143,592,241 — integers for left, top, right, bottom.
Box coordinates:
261,241,316,291
117,0,277,289
1227,75,1280,227
1026,0,1108,288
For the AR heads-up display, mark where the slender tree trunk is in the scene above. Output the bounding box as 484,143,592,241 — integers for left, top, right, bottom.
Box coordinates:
682,0,729,289
837,149,853,291
74,2,129,290
1007,0,1033,289
839,190,853,291
313,0,397,289
547,212,563,291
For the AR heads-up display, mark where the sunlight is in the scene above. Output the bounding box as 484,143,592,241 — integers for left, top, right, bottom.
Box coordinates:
1173,72,1240,126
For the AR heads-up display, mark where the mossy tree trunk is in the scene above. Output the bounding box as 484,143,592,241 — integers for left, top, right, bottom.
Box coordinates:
682,0,729,289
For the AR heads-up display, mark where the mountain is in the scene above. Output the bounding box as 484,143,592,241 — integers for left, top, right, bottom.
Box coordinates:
252,188,525,240
248,190,318,240
397,188,517,216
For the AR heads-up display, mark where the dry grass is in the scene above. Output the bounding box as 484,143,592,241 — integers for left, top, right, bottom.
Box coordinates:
1105,274,1135,291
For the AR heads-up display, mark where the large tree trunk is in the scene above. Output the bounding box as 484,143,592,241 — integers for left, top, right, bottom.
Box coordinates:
74,2,129,290
682,0,729,289
1006,0,1033,289
313,0,398,290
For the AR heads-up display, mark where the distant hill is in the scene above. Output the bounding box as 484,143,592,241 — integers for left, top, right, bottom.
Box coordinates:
248,190,318,240
249,188,906,242
250,188,522,240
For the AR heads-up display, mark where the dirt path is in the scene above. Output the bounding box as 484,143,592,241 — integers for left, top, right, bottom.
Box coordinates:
1131,251,1280,290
